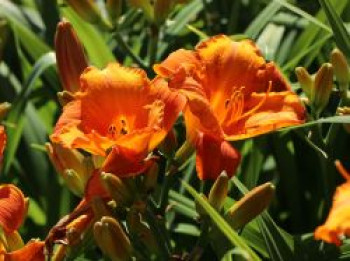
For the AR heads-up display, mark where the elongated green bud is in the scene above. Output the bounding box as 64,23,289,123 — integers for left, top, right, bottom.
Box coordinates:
295,67,313,98
226,182,275,230
331,48,350,97
94,216,131,261
312,63,334,116
46,143,93,197
208,171,228,211
100,172,133,205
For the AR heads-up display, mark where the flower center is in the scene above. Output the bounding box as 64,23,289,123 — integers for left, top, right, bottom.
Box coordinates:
222,82,272,130
107,116,129,138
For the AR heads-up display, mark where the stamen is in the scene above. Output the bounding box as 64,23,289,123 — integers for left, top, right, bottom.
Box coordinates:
108,124,117,137
335,160,350,181
237,81,272,121
222,86,244,126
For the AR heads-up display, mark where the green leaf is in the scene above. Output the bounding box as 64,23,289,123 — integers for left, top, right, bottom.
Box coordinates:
3,52,56,175
181,180,261,261
244,2,282,39
318,0,350,57
60,7,115,68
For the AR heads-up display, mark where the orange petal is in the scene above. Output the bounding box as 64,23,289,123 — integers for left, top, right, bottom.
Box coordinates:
4,241,45,261
84,170,109,202
0,185,26,234
195,35,291,118
225,91,305,140
315,182,350,246
153,49,200,78
102,145,155,178
195,133,240,180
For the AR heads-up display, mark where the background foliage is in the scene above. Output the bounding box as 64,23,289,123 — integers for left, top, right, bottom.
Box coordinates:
0,0,350,260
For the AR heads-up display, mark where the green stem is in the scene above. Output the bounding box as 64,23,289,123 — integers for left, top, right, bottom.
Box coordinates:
113,32,148,70
144,207,171,260
148,25,160,66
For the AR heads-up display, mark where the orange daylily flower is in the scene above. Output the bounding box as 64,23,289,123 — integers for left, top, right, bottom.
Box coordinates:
0,185,45,261
51,63,186,177
154,35,305,179
315,161,350,246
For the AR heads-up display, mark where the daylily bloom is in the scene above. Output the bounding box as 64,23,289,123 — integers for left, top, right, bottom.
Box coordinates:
51,63,186,177
0,184,45,261
154,35,305,179
315,161,350,246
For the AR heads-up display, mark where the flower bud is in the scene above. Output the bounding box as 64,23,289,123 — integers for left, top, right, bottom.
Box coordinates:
312,63,334,116
143,162,159,194
5,231,24,252
55,20,88,93
295,67,313,98
65,0,102,24
226,182,275,230
154,0,174,25
208,171,228,211
100,172,133,206
57,91,75,106
106,0,122,24
174,140,195,169
66,214,92,246
331,48,350,96
0,102,10,121
46,143,93,196
93,216,132,261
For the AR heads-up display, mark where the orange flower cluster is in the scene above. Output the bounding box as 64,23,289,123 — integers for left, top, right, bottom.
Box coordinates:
0,20,307,260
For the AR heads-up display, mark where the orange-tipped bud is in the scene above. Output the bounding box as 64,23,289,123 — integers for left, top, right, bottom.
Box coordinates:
226,182,275,230
208,171,228,211
331,48,350,96
100,172,133,206
46,143,93,196
55,20,88,93
66,214,92,246
312,63,334,116
93,216,131,261
106,0,122,24
65,0,101,24
295,67,313,98
154,0,174,25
